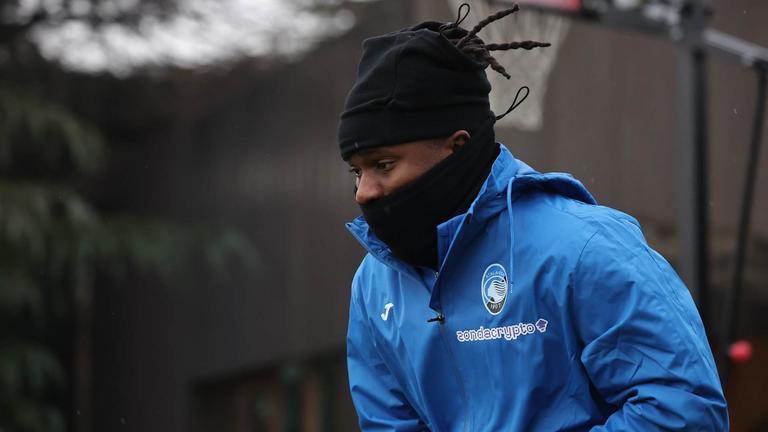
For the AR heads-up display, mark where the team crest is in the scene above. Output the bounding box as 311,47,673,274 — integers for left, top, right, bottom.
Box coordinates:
481,263,509,315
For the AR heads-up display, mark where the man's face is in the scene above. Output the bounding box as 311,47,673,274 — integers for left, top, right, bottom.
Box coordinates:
347,131,468,205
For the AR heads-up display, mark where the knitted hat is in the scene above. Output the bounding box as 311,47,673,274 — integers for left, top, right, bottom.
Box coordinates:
338,21,492,160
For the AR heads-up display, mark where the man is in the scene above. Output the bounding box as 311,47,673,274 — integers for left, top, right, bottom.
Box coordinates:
338,4,728,431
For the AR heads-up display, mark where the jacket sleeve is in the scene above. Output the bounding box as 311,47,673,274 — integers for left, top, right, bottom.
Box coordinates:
347,276,428,432
572,217,729,431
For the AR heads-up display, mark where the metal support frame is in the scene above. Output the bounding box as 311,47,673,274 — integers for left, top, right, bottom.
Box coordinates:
675,0,712,332
675,43,710,324
492,0,768,370
719,65,767,376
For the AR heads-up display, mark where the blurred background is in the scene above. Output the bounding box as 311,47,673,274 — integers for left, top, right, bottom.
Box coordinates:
0,0,766,431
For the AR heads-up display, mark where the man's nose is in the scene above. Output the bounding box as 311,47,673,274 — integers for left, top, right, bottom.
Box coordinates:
355,174,384,205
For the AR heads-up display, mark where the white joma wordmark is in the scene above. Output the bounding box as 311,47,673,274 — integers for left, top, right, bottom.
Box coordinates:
381,303,394,321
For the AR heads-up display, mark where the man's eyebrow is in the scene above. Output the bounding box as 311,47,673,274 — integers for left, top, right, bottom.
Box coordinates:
352,148,397,161
356,148,390,157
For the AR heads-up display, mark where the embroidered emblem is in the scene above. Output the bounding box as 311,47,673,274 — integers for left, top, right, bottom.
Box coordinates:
481,263,508,315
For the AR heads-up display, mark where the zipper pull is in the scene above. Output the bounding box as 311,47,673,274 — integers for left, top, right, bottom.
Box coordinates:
427,313,445,324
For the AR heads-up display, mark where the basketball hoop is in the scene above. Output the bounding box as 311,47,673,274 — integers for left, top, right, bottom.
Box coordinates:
447,0,571,131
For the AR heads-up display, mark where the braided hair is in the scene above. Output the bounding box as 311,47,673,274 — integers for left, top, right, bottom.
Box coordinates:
439,3,550,79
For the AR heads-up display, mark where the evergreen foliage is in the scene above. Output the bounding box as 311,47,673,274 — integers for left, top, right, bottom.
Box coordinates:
1,48,257,432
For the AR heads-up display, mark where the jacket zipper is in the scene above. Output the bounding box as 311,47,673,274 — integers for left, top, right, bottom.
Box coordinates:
437,317,470,432
431,271,471,432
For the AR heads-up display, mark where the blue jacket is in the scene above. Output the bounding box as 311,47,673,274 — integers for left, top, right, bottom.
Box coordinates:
346,144,728,431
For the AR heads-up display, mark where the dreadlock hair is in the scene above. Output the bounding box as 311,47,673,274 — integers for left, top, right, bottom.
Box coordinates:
439,3,550,79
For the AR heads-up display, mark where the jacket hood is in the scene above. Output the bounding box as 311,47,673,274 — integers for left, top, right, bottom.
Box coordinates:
346,144,596,270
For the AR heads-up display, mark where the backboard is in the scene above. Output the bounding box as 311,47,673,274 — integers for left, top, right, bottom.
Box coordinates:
457,0,689,130
490,0,689,38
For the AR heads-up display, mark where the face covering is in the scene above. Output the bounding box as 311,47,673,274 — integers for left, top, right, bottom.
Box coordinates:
360,116,499,270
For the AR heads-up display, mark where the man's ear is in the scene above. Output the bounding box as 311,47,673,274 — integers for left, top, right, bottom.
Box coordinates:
448,130,470,151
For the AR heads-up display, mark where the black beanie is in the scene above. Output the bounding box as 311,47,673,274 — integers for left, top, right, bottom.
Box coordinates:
338,21,492,160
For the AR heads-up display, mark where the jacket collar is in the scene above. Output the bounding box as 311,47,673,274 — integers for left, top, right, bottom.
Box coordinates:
345,144,596,276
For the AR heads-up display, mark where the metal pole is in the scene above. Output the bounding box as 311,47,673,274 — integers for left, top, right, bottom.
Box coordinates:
675,1,711,332
719,65,767,378
693,46,711,329
675,48,710,318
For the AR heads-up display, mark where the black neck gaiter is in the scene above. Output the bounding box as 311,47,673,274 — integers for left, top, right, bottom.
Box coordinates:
360,117,500,270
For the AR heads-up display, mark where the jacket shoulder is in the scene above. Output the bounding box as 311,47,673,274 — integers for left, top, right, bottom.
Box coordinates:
513,188,648,257
351,253,394,298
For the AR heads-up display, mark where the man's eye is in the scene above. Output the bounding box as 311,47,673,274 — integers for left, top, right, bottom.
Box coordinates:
348,167,361,178
376,161,394,171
